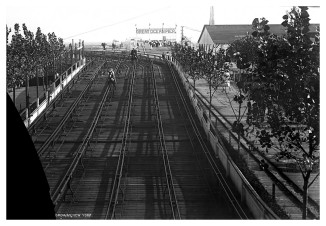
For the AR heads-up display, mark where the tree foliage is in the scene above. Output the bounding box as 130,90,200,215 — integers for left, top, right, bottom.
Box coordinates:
7,23,68,90
171,44,231,117
244,7,319,219
172,6,320,219
247,7,319,166
171,44,229,89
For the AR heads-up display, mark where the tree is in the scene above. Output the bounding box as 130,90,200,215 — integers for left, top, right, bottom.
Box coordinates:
6,25,14,97
22,23,38,115
7,24,27,108
35,27,48,91
226,35,258,69
187,47,202,89
223,49,251,152
224,31,261,153
245,7,319,219
202,48,228,117
251,17,271,38
225,34,261,151
7,23,68,113
171,44,203,89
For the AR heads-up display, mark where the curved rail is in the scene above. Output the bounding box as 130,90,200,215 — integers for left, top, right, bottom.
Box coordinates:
150,59,181,219
28,60,95,134
36,62,105,156
105,62,136,219
166,60,248,219
51,60,122,206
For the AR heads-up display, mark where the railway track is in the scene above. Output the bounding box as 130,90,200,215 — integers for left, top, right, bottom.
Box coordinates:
32,54,252,219
29,60,103,145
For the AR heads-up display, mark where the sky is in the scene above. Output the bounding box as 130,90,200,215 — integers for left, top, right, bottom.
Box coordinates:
4,0,321,44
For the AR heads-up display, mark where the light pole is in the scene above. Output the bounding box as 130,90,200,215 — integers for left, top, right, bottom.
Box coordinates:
162,23,164,42
135,24,137,39
149,23,151,41
175,24,177,44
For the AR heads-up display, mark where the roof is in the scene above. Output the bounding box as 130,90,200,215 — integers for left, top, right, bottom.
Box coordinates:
198,24,319,44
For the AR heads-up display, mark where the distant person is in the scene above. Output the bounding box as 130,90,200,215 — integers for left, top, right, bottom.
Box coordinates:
224,70,231,91
107,68,117,90
130,48,137,61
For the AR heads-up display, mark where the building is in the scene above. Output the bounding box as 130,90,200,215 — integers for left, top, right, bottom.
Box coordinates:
197,24,319,50
197,24,285,50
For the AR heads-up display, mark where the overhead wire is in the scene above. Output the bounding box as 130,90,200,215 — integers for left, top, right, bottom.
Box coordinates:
63,6,170,40
182,26,201,32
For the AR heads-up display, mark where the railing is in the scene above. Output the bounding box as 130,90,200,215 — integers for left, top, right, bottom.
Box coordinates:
36,62,104,156
51,61,116,206
167,59,249,219
21,58,87,128
169,56,279,219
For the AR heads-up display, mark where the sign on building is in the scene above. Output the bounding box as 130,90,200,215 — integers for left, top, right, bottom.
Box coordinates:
136,28,176,34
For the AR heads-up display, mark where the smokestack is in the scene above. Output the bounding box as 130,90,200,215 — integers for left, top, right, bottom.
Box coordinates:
209,6,215,25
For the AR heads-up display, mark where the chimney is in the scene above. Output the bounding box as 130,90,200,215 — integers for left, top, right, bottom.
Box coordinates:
209,6,215,25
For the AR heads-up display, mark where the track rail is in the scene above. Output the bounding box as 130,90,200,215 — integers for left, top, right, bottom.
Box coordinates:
32,54,260,219
166,60,248,219
150,59,181,219
27,60,96,134
36,62,105,156
51,60,122,206
105,62,136,219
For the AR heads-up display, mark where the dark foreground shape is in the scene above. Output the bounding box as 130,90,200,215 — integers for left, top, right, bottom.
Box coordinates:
6,93,56,219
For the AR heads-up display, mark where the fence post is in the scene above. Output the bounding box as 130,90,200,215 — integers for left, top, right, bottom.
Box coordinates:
272,183,276,200
241,184,246,204
215,116,218,130
229,130,231,144
45,91,49,104
226,159,230,178
60,74,64,90
25,109,28,122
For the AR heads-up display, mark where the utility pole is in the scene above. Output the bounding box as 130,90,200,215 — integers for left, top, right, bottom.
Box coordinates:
149,23,151,41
